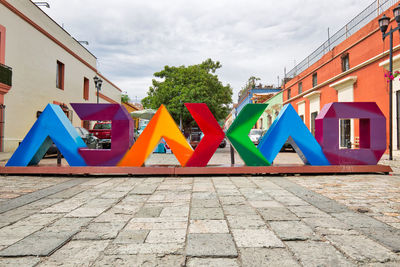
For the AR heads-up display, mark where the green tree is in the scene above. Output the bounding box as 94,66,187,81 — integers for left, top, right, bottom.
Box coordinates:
142,59,232,130
121,93,130,104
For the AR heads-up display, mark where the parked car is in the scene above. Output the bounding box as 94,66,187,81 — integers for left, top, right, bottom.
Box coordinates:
189,131,227,149
89,121,111,148
189,131,202,148
45,127,100,156
248,129,263,145
45,142,59,156
75,127,100,149
219,137,227,148
281,141,294,152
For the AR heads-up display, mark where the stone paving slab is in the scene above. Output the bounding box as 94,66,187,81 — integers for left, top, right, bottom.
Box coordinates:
186,233,237,257
0,172,399,265
105,242,185,255
269,220,317,241
0,230,78,256
286,240,355,266
73,222,126,240
38,240,109,266
93,254,185,266
232,228,285,248
187,258,240,267
189,219,229,233
239,248,301,266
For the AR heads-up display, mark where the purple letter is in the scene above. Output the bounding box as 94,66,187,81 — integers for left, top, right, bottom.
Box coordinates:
315,102,386,165
71,103,134,166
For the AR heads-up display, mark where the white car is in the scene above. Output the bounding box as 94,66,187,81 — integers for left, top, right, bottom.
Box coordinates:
249,129,263,145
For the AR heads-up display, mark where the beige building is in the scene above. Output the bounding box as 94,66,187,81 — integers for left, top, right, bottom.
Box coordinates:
0,0,122,152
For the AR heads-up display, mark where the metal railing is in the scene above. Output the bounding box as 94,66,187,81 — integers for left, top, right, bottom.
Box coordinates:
0,63,12,87
285,0,398,80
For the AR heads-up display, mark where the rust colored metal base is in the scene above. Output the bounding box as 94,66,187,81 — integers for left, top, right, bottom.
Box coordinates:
0,164,392,176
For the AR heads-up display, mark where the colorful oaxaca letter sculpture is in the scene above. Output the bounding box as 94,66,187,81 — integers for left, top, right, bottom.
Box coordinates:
257,104,330,166
226,104,271,166
6,104,87,166
184,103,225,167
315,102,386,165
118,104,194,167
5,102,387,167
71,103,134,166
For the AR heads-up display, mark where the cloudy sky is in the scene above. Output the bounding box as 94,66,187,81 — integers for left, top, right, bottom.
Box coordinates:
40,0,375,103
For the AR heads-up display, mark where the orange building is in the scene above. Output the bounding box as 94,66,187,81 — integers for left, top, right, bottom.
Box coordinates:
284,1,400,152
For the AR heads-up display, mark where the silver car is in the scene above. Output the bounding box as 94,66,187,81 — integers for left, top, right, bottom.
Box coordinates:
75,127,100,149
249,129,263,145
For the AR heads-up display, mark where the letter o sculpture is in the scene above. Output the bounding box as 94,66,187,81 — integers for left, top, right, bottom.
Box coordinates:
315,102,386,165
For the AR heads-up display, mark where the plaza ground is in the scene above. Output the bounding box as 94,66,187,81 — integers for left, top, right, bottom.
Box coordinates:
0,148,399,266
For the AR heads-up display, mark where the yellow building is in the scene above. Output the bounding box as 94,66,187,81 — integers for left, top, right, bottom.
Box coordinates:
0,0,121,152
122,102,141,129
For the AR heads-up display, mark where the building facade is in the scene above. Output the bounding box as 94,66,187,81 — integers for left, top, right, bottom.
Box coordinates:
260,91,282,133
236,84,281,115
283,0,399,151
0,0,121,152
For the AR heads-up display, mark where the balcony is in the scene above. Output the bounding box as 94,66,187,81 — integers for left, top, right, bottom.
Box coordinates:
0,63,12,87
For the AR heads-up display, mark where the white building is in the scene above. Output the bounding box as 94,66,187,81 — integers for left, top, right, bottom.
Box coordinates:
0,0,121,152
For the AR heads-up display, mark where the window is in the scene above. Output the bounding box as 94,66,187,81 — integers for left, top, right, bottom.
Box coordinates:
56,61,65,89
94,122,111,130
267,115,272,127
300,115,304,122
298,82,303,94
340,119,351,148
83,77,89,100
312,73,317,87
287,88,291,99
341,53,350,72
311,111,318,136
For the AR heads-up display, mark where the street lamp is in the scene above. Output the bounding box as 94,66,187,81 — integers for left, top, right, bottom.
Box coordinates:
379,5,400,160
93,76,103,104
378,5,400,160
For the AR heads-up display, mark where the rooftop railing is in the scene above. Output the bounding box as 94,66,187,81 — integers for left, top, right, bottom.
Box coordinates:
285,0,397,80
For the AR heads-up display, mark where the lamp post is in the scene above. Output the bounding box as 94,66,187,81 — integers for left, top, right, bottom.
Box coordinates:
378,4,400,160
93,76,103,104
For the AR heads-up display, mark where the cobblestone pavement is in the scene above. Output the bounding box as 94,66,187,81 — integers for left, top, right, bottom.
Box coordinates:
0,149,399,265
0,176,71,203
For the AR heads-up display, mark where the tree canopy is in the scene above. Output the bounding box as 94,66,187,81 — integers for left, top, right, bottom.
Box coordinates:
121,93,130,104
142,59,233,130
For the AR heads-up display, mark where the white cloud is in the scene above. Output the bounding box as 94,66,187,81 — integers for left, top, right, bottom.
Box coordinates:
41,0,375,102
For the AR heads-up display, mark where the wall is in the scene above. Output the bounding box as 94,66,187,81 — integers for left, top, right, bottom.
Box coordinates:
0,0,121,152
283,2,400,152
